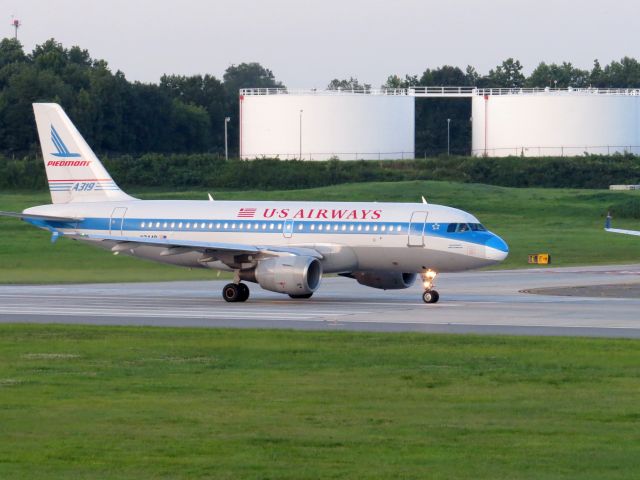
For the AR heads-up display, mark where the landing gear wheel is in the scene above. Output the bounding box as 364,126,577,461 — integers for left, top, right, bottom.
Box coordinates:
289,293,313,299
238,283,250,302
422,290,440,304
223,283,249,303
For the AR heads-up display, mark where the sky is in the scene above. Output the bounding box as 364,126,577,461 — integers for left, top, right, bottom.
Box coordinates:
2,0,639,88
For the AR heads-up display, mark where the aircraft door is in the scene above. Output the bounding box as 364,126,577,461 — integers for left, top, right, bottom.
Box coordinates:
283,219,294,239
408,211,428,246
109,207,127,236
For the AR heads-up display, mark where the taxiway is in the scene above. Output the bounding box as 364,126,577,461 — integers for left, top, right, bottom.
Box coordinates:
1,264,639,337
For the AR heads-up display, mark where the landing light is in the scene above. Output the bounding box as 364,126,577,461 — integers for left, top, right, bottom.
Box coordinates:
422,269,437,290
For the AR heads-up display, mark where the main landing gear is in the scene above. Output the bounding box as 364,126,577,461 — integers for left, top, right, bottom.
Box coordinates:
421,269,440,304
222,283,249,303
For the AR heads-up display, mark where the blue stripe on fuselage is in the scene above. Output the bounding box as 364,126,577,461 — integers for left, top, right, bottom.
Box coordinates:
26,217,507,252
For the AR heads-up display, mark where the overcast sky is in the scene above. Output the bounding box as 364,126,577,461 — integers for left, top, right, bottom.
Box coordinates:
3,0,639,87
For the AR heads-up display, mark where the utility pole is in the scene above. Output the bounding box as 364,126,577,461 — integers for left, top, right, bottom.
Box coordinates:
447,118,451,156
224,117,230,160
299,109,303,160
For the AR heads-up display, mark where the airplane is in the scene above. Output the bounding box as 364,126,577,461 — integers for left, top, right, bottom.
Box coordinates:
0,103,509,303
605,213,640,237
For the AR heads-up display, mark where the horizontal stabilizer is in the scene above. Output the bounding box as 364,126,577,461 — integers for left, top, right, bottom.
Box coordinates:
605,227,640,237
0,210,83,222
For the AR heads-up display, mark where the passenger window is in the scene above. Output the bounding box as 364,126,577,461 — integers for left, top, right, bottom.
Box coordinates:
141,222,145,228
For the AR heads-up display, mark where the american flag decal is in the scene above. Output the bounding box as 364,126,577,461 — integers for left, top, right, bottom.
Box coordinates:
237,208,257,218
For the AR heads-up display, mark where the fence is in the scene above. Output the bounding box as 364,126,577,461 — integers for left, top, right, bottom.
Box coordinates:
472,145,640,157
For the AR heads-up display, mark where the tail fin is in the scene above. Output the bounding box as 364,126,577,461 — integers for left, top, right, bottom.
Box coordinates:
33,103,134,204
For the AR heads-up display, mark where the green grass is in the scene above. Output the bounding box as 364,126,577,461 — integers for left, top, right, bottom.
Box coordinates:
1,181,640,283
0,324,639,479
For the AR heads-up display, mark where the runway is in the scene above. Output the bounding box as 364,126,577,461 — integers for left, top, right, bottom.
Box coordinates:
1,264,640,337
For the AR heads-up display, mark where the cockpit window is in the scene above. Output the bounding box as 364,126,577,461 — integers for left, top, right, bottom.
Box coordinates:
447,223,487,233
469,223,487,231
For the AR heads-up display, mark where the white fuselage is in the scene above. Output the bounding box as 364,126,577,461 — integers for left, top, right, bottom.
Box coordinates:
25,199,509,274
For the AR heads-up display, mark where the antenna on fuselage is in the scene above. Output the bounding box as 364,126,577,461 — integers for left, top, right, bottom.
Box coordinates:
421,196,428,204
208,193,214,201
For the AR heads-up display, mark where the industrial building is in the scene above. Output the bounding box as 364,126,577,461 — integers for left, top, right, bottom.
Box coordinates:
240,87,640,159
239,90,414,160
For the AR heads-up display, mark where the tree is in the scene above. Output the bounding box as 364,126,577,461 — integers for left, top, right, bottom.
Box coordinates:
327,77,370,91
383,74,418,89
223,62,282,94
0,38,26,69
486,58,525,88
526,62,589,88
601,57,640,87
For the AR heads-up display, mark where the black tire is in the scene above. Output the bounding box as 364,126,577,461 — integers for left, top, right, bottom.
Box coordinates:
222,283,241,302
422,290,440,304
238,283,250,302
288,293,313,299
430,290,440,303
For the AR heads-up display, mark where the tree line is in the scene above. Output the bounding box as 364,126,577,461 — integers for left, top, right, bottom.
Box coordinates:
2,37,640,158
2,153,640,193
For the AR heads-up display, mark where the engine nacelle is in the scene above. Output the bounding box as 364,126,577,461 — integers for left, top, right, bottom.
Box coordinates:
253,256,322,295
353,271,417,290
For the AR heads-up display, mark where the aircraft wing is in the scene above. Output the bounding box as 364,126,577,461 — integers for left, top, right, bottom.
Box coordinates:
605,228,640,237
0,210,83,222
64,232,323,259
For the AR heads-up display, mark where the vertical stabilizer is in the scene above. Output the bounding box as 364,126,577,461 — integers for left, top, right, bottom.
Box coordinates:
33,103,134,204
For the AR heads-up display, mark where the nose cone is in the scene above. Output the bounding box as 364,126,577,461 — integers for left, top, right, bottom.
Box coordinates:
485,234,509,262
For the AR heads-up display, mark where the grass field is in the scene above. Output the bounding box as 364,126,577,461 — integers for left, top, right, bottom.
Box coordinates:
0,324,638,479
1,181,639,283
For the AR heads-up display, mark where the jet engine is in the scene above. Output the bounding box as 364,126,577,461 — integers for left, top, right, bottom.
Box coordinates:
352,271,417,290
250,256,323,296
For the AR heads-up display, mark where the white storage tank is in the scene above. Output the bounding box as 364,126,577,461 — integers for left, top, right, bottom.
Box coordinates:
471,91,640,157
240,90,414,160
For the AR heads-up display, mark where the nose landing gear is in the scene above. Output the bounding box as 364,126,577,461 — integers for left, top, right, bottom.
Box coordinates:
421,269,439,304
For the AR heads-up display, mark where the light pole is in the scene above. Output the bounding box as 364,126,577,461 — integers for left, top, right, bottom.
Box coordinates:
447,118,451,156
299,109,303,160
224,117,230,160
